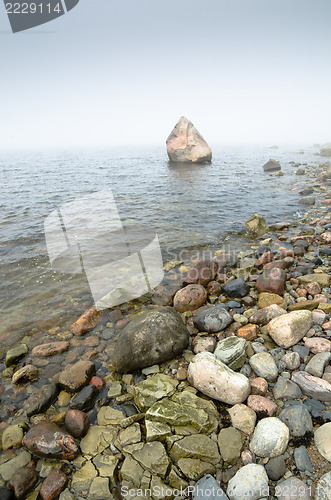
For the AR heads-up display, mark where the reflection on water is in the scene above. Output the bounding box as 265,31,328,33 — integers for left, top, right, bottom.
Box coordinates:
0,144,320,343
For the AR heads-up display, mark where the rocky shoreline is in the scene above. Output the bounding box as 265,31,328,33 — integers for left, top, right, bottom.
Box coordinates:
0,159,331,500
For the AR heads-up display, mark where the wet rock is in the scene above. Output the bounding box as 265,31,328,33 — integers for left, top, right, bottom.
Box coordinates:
306,352,331,378
2,424,24,450
26,383,58,417
276,477,311,500
223,278,250,298
256,268,286,296
193,475,229,499
146,390,218,434
228,404,257,435
70,306,102,335
265,456,286,481
273,376,302,400
166,116,212,163
183,260,218,286
247,395,277,417
89,477,114,499
237,324,258,340
314,422,331,462
294,445,313,472
249,417,289,457
65,409,90,438
133,373,178,411
70,459,97,493
207,280,223,296
69,384,98,411
174,284,208,312
267,310,313,348
244,214,269,237
227,464,269,500
249,352,278,381
132,441,170,478
57,360,95,392
214,337,247,370
279,403,313,437
111,307,190,372
292,371,331,401
250,377,268,396
12,365,39,384
214,252,239,271
97,406,126,426
218,427,244,463
315,472,331,500
0,488,13,500
0,450,31,481
193,304,233,333
263,159,281,172
31,341,70,357
193,336,217,354
305,337,331,353
90,375,105,388
255,251,274,267
299,195,315,205
187,352,250,404
23,422,79,460
40,469,68,500
170,434,220,464
8,466,38,499
5,344,28,366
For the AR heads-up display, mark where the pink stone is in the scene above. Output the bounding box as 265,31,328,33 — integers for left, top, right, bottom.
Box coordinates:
183,260,218,286
250,378,268,396
312,309,327,325
173,284,207,312
247,395,277,417
292,371,331,401
31,341,70,358
305,282,321,296
322,321,331,330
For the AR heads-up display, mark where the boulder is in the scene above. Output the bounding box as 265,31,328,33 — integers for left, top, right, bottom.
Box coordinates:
263,159,281,172
244,214,269,237
187,352,250,404
267,310,313,348
166,116,212,163
111,307,189,372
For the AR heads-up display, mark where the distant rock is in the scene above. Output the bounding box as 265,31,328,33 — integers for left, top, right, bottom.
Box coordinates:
263,159,281,172
320,144,331,157
166,116,212,163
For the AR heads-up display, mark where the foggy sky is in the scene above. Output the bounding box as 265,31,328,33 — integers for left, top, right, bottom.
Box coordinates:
0,0,330,149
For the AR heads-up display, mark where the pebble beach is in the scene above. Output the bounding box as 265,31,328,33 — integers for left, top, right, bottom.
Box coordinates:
1,154,331,500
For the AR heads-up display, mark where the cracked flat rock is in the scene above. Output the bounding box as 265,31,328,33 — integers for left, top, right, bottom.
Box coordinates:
133,373,178,411
249,417,289,458
169,434,221,465
80,425,117,456
187,352,250,405
132,441,170,478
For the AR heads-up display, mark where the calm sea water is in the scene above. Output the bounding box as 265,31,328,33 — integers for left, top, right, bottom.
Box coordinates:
0,145,320,345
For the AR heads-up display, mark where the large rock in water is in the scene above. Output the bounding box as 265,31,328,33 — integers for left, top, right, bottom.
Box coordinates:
111,306,190,372
166,116,212,163
263,158,281,172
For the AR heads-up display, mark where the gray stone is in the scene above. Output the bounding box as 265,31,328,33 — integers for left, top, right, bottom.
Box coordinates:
223,278,250,298
5,344,28,366
249,417,289,458
278,404,313,437
0,451,31,481
218,427,244,463
187,352,251,405
315,472,331,500
132,441,170,478
294,445,313,472
275,477,311,500
193,475,229,499
169,434,220,465
214,337,247,370
227,464,269,500
249,352,279,381
273,377,302,400
111,306,190,372
279,352,301,371
265,456,286,481
193,305,233,333
292,345,310,362
299,196,315,205
292,371,331,401
305,352,331,378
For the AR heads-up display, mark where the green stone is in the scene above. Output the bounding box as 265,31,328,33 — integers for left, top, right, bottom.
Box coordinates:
218,427,244,463
133,373,178,411
169,434,221,465
5,344,28,366
177,458,215,481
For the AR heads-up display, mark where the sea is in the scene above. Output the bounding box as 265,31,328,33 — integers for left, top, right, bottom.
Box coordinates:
0,144,322,347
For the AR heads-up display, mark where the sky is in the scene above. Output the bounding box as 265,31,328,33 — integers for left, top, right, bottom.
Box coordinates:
0,0,330,149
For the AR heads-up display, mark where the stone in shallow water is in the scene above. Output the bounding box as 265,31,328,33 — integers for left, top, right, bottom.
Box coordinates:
57,360,95,392
227,464,269,500
22,422,79,460
65,409,90,438
249,352,278,381
26,383,58,417
193,304,233,333
187,352,250,405
314,422,331,462
133,373,178,411
69,384,98,411
8,466,38,499
275,477,311,500
278,403,313,437
2,424,24,450
166,116,212,163
267,310,313,349
111,306,190,372
0,450,31,481
249,417,289,458
183,260,218,286
70,306,102,336
12,365,39,384
292,371,331,401
31,341,70,357
5,344,28,366
214,336,247,370
193,475,229,499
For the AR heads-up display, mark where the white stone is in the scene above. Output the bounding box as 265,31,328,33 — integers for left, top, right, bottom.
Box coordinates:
227,464,269,500
314,422,331,462
315,472,331,500
187,352,250,405
267,310,313,349
249,417,289,458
